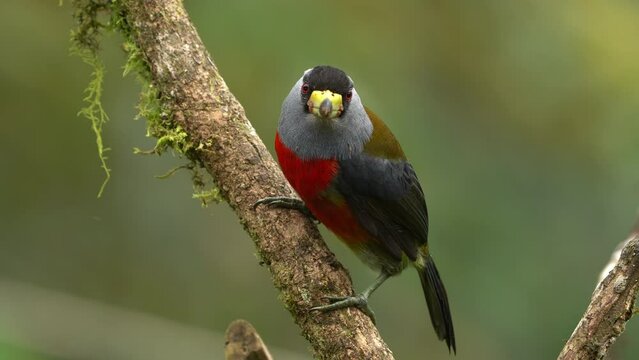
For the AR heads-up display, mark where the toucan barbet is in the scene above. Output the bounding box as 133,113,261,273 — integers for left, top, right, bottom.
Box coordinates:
256,65,456,353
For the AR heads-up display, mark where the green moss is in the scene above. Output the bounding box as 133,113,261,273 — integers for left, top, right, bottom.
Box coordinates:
115,9,194,158
79,58,110,197
71,0,220,203
154,164,191,180
70,0,113,197
300,289,311,302
192,188,221,207
121,38,145,78
121,28,220,204
118,15,199,157
190,165,221,207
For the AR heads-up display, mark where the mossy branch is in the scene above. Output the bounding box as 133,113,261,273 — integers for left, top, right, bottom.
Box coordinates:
69,0,394,358
71,0,218,203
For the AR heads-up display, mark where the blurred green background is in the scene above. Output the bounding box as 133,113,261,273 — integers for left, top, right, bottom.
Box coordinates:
1,1,638,359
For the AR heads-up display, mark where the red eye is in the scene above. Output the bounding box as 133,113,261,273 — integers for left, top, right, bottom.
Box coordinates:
301,83,310,94
345,91,353,101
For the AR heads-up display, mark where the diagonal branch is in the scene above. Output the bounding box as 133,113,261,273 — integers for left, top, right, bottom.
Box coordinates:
114,1,394,358
558,217,639,360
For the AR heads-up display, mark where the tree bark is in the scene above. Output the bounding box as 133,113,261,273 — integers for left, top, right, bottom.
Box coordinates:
117,1,394,359
558,218,639,360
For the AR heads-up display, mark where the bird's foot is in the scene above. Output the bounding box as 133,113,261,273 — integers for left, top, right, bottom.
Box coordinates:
253,196,318,223
310,294,376,324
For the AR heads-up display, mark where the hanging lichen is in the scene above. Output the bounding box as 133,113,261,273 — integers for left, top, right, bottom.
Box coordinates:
70,0,220,204
70,0,113,197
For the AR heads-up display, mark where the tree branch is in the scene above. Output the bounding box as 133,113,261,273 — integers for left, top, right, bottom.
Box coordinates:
112,1,393,358
558,218,639,360
225,319,273,360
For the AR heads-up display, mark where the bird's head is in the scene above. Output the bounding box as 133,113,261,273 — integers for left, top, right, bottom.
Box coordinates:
278,65,372,160
299,65,354,120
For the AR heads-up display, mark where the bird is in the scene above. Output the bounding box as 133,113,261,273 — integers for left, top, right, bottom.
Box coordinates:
255,65,455,353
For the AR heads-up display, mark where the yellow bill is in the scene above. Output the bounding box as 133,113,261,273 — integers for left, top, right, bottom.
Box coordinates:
308,90,343,119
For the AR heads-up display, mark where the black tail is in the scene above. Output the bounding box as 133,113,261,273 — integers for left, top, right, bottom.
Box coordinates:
418,255,456,353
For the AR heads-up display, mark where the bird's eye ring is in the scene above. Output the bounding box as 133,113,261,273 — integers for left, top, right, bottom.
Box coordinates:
301,83,310,94
345,91,353,101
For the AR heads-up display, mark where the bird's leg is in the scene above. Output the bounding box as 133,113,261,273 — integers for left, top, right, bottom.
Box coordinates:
253,196,318,222
311,272,391,324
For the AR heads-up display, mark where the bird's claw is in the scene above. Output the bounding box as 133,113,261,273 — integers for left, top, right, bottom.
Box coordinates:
310,294,376,324
253,196,319,223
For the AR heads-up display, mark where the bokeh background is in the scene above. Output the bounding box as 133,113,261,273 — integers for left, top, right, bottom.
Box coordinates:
1,1,639,359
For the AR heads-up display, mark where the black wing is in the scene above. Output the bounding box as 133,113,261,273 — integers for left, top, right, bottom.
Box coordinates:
336,155,429,262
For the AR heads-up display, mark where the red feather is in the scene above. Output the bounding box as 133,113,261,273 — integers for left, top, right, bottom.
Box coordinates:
275,132,337,199
275,132,369,244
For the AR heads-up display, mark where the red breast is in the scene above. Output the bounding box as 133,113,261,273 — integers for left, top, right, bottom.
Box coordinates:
275,132,338,199
275,132,369,244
